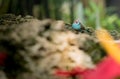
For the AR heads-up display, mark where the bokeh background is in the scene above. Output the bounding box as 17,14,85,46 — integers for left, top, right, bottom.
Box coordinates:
1,0,120,30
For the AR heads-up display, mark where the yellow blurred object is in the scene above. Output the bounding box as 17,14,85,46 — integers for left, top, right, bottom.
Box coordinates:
96,28,120,64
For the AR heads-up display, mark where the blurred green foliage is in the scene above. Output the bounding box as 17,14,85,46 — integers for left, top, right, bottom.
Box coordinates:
0,0,10,15
84,1,120,32
0,0,120,32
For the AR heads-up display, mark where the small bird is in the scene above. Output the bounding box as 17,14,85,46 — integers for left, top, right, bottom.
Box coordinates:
65,20,94,35
65,20,85,31
72,20,82,30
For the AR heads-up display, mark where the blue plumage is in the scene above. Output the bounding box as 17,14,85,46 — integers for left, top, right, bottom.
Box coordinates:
72,21,81,30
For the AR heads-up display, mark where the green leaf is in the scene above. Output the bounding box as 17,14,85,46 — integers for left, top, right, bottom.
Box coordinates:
89,1,98,11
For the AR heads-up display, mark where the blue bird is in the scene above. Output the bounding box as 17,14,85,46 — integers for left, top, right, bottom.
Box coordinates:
65,20,93,34
72,20,81,30
65,20,85,31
